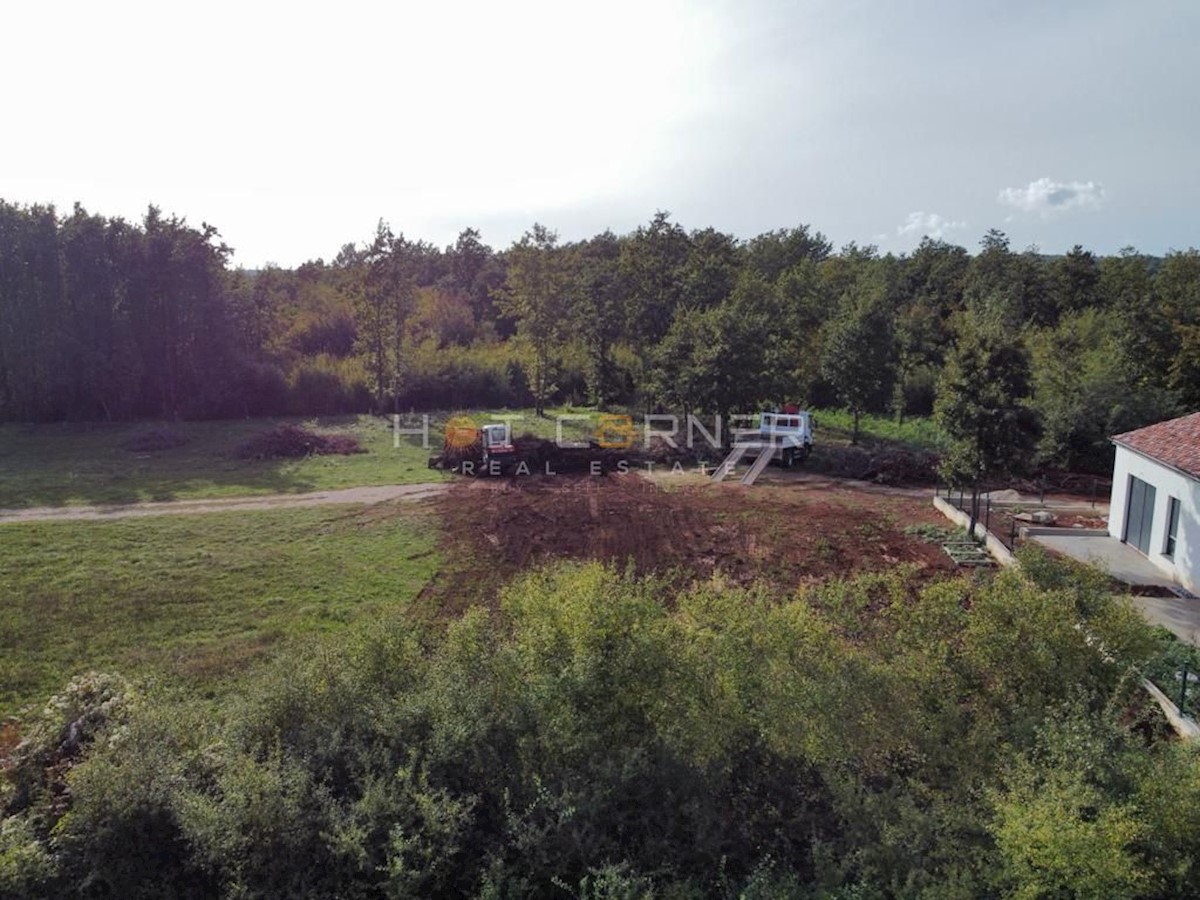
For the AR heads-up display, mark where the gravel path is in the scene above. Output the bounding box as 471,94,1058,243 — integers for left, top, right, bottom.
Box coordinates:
0,483,448,524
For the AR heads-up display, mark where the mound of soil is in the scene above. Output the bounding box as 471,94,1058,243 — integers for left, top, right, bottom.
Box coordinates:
123,428,189,452
433,432,697,475
234,425,364,460
808,444,939,486
1056,514,1108,529
423,474,957,617
434,436,484,469
433,431,703,475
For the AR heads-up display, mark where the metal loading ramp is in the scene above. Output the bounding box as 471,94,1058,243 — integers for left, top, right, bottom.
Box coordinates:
741,447,773,486
712,442,774,487
712,444,749,482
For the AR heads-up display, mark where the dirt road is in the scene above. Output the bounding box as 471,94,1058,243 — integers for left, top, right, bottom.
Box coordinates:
0,483,449,525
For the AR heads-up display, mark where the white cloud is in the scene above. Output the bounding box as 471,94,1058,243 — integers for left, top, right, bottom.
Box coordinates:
997,177,1106,216
896,211,967,240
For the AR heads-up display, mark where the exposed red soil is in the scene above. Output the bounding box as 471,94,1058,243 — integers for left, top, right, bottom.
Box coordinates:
0,720,19,756
971,507,1109,552
422,473,957,616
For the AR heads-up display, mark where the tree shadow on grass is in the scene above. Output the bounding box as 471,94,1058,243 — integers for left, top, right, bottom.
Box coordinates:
0,419,350,509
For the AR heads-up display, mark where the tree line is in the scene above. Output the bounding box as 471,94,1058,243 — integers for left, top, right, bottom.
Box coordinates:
3,200,1199,472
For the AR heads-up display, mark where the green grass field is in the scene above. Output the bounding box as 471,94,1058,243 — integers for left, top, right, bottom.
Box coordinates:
445,406,945,454
472,405,944,452
0,407,942,509
0,415,446,509
0,504,439,716
809,407,944,451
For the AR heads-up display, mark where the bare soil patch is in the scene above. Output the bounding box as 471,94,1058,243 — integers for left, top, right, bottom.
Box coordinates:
0,483,446,524
423,473,957,616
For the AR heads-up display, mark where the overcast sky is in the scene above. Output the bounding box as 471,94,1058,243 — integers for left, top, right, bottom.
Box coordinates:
3,0,1197,266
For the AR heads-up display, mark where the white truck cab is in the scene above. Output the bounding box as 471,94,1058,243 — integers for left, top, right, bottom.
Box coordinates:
756,410,813,468
480,423,511,449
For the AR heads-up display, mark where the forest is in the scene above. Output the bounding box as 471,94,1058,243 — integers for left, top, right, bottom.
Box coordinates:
2,200,1199,473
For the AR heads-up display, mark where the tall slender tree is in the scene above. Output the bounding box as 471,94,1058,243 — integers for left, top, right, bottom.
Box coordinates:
495,224,567,417
821,270,897,444
935,316,1039,529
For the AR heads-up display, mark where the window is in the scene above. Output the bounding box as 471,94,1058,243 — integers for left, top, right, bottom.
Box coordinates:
1165,496,1181,558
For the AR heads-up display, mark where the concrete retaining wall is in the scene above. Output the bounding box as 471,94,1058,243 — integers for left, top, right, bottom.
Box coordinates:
932,496,1017,567
1142,678,1200,741
1020,527,1109,538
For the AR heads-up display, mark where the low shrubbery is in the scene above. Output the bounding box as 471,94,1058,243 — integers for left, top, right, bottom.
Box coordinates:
903,522,968,544
5,557,1198,898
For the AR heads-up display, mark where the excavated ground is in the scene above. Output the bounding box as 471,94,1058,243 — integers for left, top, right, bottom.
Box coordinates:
421,472,958,616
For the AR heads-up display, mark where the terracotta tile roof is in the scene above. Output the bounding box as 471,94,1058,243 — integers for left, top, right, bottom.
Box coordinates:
1113,412,1200,480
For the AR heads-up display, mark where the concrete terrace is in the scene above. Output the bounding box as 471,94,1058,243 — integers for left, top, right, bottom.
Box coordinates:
1032,532,1200,644
1032,533,1176,588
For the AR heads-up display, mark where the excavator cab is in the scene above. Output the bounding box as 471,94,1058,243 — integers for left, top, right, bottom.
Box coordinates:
480,424,516,466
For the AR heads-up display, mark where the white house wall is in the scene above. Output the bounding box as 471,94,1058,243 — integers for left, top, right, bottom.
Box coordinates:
1108,445,1200,592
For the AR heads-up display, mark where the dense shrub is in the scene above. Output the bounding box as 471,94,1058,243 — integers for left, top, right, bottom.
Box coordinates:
230,359,293,418
3,559,1190,898
396,340,531,410
286,308,357,357
287,354,371,415
1,672,134,821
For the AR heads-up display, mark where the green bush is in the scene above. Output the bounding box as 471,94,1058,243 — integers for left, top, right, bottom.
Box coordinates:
288,353,372,415
1,563,1189,898
397,340,529,410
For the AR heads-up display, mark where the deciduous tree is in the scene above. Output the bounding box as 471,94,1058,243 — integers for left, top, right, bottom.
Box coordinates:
820,271,897,444
495,224,567,417
935,316,1039,527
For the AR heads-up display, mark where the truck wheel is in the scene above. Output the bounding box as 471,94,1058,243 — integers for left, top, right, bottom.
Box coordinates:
782,448,795,468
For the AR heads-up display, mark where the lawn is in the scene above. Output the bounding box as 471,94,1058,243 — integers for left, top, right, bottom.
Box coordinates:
0,408,942,509
0,415,444,509
0,504,439,716
810,407,944,451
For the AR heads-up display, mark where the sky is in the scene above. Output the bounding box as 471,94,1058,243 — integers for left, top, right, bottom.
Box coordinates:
3,0,1198,266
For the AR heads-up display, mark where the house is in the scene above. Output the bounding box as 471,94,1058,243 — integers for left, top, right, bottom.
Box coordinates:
1109,412,1200,592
